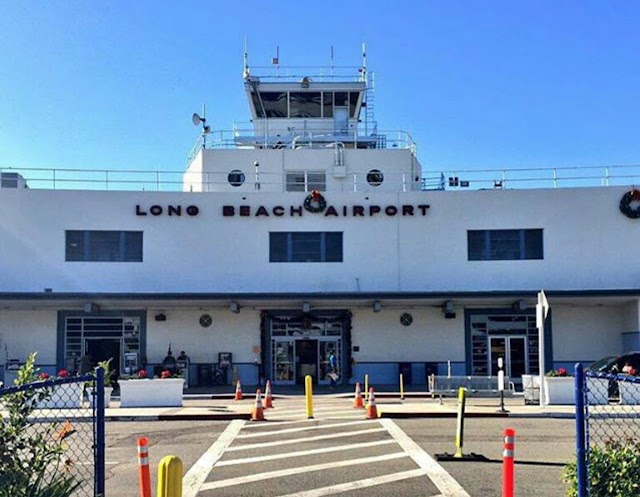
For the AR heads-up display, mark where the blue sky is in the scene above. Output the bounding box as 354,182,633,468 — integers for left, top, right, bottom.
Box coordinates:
1,1,639,174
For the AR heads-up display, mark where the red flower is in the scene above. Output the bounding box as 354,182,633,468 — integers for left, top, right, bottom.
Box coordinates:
137,369,148,379
557,368,568,377
160,370,171,379
39,372,50,380
57,369,70,378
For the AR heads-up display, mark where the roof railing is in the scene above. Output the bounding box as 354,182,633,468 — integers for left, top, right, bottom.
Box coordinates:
2,165,640,192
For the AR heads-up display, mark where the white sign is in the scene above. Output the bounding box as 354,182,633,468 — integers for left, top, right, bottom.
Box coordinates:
537,290,550,406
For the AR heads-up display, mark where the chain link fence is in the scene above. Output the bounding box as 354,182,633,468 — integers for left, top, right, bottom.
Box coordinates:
0,370,105,497
575,364,640,497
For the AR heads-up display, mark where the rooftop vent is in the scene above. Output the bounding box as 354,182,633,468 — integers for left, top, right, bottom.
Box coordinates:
1,172,28,189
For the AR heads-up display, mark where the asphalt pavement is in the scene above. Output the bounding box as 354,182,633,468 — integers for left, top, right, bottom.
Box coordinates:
102,394,575,496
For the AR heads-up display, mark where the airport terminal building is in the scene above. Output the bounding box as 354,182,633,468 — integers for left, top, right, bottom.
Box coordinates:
1,64,640,387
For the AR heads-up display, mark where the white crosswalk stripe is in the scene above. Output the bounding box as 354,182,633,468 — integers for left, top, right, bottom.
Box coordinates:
200,452,409,490
187,394,468,497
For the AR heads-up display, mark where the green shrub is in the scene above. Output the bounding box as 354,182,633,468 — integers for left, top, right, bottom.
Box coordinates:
564,440,640,497
0,353,81,497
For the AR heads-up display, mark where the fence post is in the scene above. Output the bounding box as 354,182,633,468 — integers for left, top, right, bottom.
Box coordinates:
574,363,588,497
95,366,106,496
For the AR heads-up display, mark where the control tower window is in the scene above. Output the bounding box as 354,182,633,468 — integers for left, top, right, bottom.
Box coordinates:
334,92,349,107
252,92,265,118
350,92,360,118
261,92,288,118
290,92,322,118
322,92,333,118
286,171,326,192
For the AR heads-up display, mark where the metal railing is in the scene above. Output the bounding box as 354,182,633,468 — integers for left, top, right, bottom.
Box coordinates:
3,164,640,192
185,127,417,162
428,375,514,395
0,369,105,497
574,364,640,497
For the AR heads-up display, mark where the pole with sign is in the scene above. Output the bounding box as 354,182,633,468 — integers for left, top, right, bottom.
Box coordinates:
537,290,550,407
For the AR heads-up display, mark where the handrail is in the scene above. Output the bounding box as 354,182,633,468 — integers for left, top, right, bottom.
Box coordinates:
3,164,640,192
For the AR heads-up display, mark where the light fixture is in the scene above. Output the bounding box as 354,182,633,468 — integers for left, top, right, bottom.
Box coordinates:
442,300,456,319
83,302,100,314
154,313,167,322
373,300,382,313
302,302,310,313
192,111,211,134
513,300,527,312
229,301,240,314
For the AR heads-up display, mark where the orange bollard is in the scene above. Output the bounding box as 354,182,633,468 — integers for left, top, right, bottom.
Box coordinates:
234,380,243,401
353,382,364,409
137,436,152,497
365,387,378,419
251,389,265,421
264,380,273,409
503,428,516,497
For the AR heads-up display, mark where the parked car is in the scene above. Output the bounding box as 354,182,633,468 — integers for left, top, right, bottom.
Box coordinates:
588,352,640,399
588,352,640,374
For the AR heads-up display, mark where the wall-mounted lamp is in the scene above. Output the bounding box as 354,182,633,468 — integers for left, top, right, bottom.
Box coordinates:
513,300,527,312
442,300,456,319
154,313,167,322
373,300,382,313
229,301,240,314
83,302,100,314
302,302,310,313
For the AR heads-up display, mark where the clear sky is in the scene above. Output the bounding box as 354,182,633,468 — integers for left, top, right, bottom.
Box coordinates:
1,1,639,174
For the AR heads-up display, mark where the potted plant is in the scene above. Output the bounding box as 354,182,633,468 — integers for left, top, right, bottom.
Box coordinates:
543,367,575,405
37,369,84,409
88,358,115,408
118,368,184,408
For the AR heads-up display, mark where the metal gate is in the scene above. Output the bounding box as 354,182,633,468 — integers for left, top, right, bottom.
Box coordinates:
0,368,105,496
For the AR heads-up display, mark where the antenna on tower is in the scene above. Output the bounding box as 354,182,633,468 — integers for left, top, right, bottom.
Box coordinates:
330,46,335,77
361,42,367,82
272,45,280,76
243,35,250,79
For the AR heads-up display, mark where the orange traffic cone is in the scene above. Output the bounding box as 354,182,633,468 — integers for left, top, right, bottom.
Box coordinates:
353,382,364,409
264,380,273,409
251,389,265,421
365,387,378,419
234,380,243,401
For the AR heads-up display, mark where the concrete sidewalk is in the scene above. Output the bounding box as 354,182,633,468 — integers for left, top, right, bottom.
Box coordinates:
103,395,577,421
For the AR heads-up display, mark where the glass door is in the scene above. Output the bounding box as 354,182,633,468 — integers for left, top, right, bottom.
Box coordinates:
318,339,341,385
272,339,295,385
489,336,528,379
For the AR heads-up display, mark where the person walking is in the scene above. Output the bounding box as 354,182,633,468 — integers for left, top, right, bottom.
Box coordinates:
328,350,338,390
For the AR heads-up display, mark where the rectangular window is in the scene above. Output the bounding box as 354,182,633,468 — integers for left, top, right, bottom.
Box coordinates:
66,230,143,262
289,92,322,118
260,92,288,118
322,92,333,118
285,171,326,192
467,229,543,261
269,232,343,263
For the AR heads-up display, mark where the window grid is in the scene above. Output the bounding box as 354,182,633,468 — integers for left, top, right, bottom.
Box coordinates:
270,232,343,263
468,229,543,261
66,230,143,262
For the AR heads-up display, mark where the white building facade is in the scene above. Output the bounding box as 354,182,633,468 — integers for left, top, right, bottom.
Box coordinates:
1,65,639,387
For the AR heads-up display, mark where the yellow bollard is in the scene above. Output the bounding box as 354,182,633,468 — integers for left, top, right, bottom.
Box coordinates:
400,373,404,401
232,366,238,387
157,455,183,497
305,375,314,419
364,374,369,402
454,387,467,458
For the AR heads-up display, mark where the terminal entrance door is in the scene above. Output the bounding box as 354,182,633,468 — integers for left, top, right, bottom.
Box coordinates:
489,336,527,381
296,339,317,384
